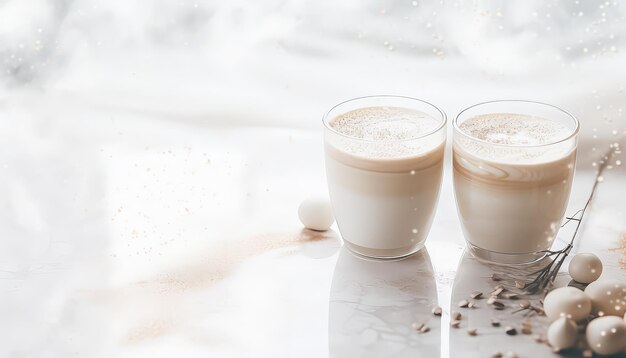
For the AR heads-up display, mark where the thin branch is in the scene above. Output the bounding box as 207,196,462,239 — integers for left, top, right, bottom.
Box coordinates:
523,144,617,295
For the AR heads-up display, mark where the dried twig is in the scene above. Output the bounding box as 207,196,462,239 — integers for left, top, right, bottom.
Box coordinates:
523,144,617,294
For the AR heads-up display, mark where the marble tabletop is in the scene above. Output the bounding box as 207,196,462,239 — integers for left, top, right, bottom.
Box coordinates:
1,93,624,357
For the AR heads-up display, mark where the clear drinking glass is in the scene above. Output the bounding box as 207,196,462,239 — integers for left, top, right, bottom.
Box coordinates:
323,95,446,259
453,100,579,265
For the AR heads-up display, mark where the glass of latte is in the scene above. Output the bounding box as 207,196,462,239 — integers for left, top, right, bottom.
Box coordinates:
453,100,579,265
323,96,446,259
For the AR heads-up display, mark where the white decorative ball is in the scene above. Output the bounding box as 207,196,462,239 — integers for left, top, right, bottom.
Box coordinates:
543,286,592,322
569,253,603,284
298,197,334,231
547,317,578,351
586,316,626,355
585,279,626,317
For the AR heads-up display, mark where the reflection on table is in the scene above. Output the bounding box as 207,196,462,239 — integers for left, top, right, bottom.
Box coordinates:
329,247,439,357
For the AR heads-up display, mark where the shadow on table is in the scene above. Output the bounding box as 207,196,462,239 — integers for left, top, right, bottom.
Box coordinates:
297,228,342,259
328,247,439,358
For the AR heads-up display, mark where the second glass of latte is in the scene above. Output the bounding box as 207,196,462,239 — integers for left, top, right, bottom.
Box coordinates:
453,100,579,264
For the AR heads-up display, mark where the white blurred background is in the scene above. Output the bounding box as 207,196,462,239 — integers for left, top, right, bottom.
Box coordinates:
1,1,625,138
1,1,625,357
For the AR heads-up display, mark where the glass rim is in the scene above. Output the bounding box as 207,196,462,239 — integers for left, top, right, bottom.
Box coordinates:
322,95,447,143
453,100,580,148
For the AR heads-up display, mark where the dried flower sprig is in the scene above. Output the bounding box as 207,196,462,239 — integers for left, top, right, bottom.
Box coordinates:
523,145,617,295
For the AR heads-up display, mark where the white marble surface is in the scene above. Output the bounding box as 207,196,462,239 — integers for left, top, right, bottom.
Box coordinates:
1,95,624,357
330,248,439,357
2,1,626,357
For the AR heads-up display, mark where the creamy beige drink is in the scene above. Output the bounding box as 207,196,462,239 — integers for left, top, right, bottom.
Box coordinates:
453,103,579,264
324,97,446,259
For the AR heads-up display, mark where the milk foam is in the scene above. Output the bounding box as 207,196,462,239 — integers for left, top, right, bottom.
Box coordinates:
459,113,571,145
457,113,574,163
328,106,442,161
330,106,440,141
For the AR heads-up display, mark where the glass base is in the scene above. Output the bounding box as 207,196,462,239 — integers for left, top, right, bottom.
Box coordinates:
343,240,424,261
468,242,547,266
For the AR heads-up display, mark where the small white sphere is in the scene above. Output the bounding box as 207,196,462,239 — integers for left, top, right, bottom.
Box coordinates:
543,286,592,322
298,197,334,231
586,316,626,355
585,279,626,317
547,317,578,351
569,253,603,284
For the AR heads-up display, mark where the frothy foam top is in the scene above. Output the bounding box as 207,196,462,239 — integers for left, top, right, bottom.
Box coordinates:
329,106,441,141
459,113,571,146
326,106,444,170
327,107,443,165
456,113,575,163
